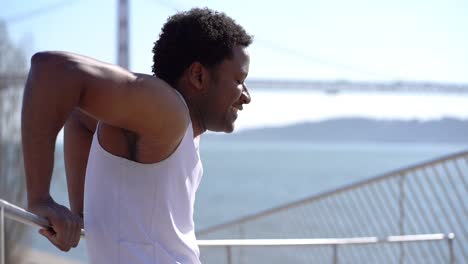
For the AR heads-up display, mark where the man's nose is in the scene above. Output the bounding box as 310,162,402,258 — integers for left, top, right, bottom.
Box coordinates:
241,85,251,104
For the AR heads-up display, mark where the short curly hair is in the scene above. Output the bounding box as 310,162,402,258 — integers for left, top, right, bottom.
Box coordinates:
152,8,253,87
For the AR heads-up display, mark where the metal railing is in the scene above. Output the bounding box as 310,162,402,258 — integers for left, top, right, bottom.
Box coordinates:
197,150,468,263
0,199,455,264
197,234,455,264
0,199,84,264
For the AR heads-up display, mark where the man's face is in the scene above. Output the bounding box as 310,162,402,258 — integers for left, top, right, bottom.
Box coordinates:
203,45,251,133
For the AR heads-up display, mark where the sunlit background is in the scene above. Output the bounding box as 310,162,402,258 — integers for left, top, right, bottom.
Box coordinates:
1,0,467,263
3,0,468,129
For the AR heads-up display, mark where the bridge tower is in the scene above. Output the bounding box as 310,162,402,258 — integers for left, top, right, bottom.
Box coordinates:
117,0,129,68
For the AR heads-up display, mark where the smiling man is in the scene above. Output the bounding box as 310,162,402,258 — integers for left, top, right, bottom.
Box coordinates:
22,8,252,263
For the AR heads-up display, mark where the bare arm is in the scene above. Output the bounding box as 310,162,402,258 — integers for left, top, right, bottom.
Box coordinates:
22,51,188,251
22,52,84,251
64,110,97,218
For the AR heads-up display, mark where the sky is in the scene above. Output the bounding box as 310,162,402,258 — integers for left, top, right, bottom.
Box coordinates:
2,0,468,130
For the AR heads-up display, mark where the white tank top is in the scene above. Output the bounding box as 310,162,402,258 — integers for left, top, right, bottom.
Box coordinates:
84,114,203,263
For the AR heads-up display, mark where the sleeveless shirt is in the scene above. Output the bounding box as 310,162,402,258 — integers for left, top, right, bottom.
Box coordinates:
84,114,203,263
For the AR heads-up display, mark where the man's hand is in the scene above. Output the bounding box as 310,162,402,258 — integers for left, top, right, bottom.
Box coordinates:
28,196,82,252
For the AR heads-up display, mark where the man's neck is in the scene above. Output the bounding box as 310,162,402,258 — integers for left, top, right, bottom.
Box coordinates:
175,89,205,138
173,79,206,138
187,102,206,138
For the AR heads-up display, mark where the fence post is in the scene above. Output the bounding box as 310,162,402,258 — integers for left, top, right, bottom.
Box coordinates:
448,233,455,264
239,225,244,264
226,245,232,264
332,245,338,264
398,174,406,264
1,205,5,264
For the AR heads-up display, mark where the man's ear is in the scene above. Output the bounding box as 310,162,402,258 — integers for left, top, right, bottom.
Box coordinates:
188,62,208,92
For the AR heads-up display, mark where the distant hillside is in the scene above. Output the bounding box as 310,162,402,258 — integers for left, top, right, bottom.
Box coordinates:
205,118,468,143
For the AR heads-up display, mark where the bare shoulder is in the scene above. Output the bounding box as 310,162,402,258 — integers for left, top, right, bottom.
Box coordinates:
129,73,190,141
31,51,135,84
99,75,190,163
31,51,189,143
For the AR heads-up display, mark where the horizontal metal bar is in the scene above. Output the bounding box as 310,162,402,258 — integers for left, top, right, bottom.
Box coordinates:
387,233,454,242
198,237,378,247
0,199,85,237
197,233,454,247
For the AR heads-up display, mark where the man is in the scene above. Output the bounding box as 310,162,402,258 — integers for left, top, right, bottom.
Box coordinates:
22,8,252,263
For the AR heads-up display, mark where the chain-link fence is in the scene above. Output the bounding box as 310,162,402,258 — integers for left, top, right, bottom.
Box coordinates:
197,151,468,263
